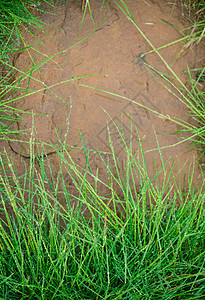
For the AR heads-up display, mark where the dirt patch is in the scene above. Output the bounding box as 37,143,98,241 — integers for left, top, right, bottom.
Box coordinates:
2,0,205,200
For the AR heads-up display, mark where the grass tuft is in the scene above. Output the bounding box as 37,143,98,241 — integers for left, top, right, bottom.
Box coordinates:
0,128,204,299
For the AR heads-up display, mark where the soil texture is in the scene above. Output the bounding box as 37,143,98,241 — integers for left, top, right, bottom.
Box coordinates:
2,0,205,203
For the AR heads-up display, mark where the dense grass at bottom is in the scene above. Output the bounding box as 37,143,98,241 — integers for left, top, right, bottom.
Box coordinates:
0,141,204,300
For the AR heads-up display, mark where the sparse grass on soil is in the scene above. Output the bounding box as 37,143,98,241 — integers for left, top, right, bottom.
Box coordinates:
110,0,205,163
0,0,205,299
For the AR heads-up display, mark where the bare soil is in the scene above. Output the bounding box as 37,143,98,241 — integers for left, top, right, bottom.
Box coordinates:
2,0,205,202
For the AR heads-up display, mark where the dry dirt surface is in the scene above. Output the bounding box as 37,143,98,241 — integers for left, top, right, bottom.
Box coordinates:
2,0,205,199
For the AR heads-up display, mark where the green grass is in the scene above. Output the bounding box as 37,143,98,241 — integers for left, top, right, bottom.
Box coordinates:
0,0,55,142
0,0,53,50
0,0,205,299
0,130,204,299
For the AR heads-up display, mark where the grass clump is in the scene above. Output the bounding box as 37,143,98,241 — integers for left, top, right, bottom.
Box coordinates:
0,0,55,143
0,132,204,299
0,0,53,51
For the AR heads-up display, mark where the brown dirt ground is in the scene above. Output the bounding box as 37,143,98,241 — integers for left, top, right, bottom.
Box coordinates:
1,0,205,208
